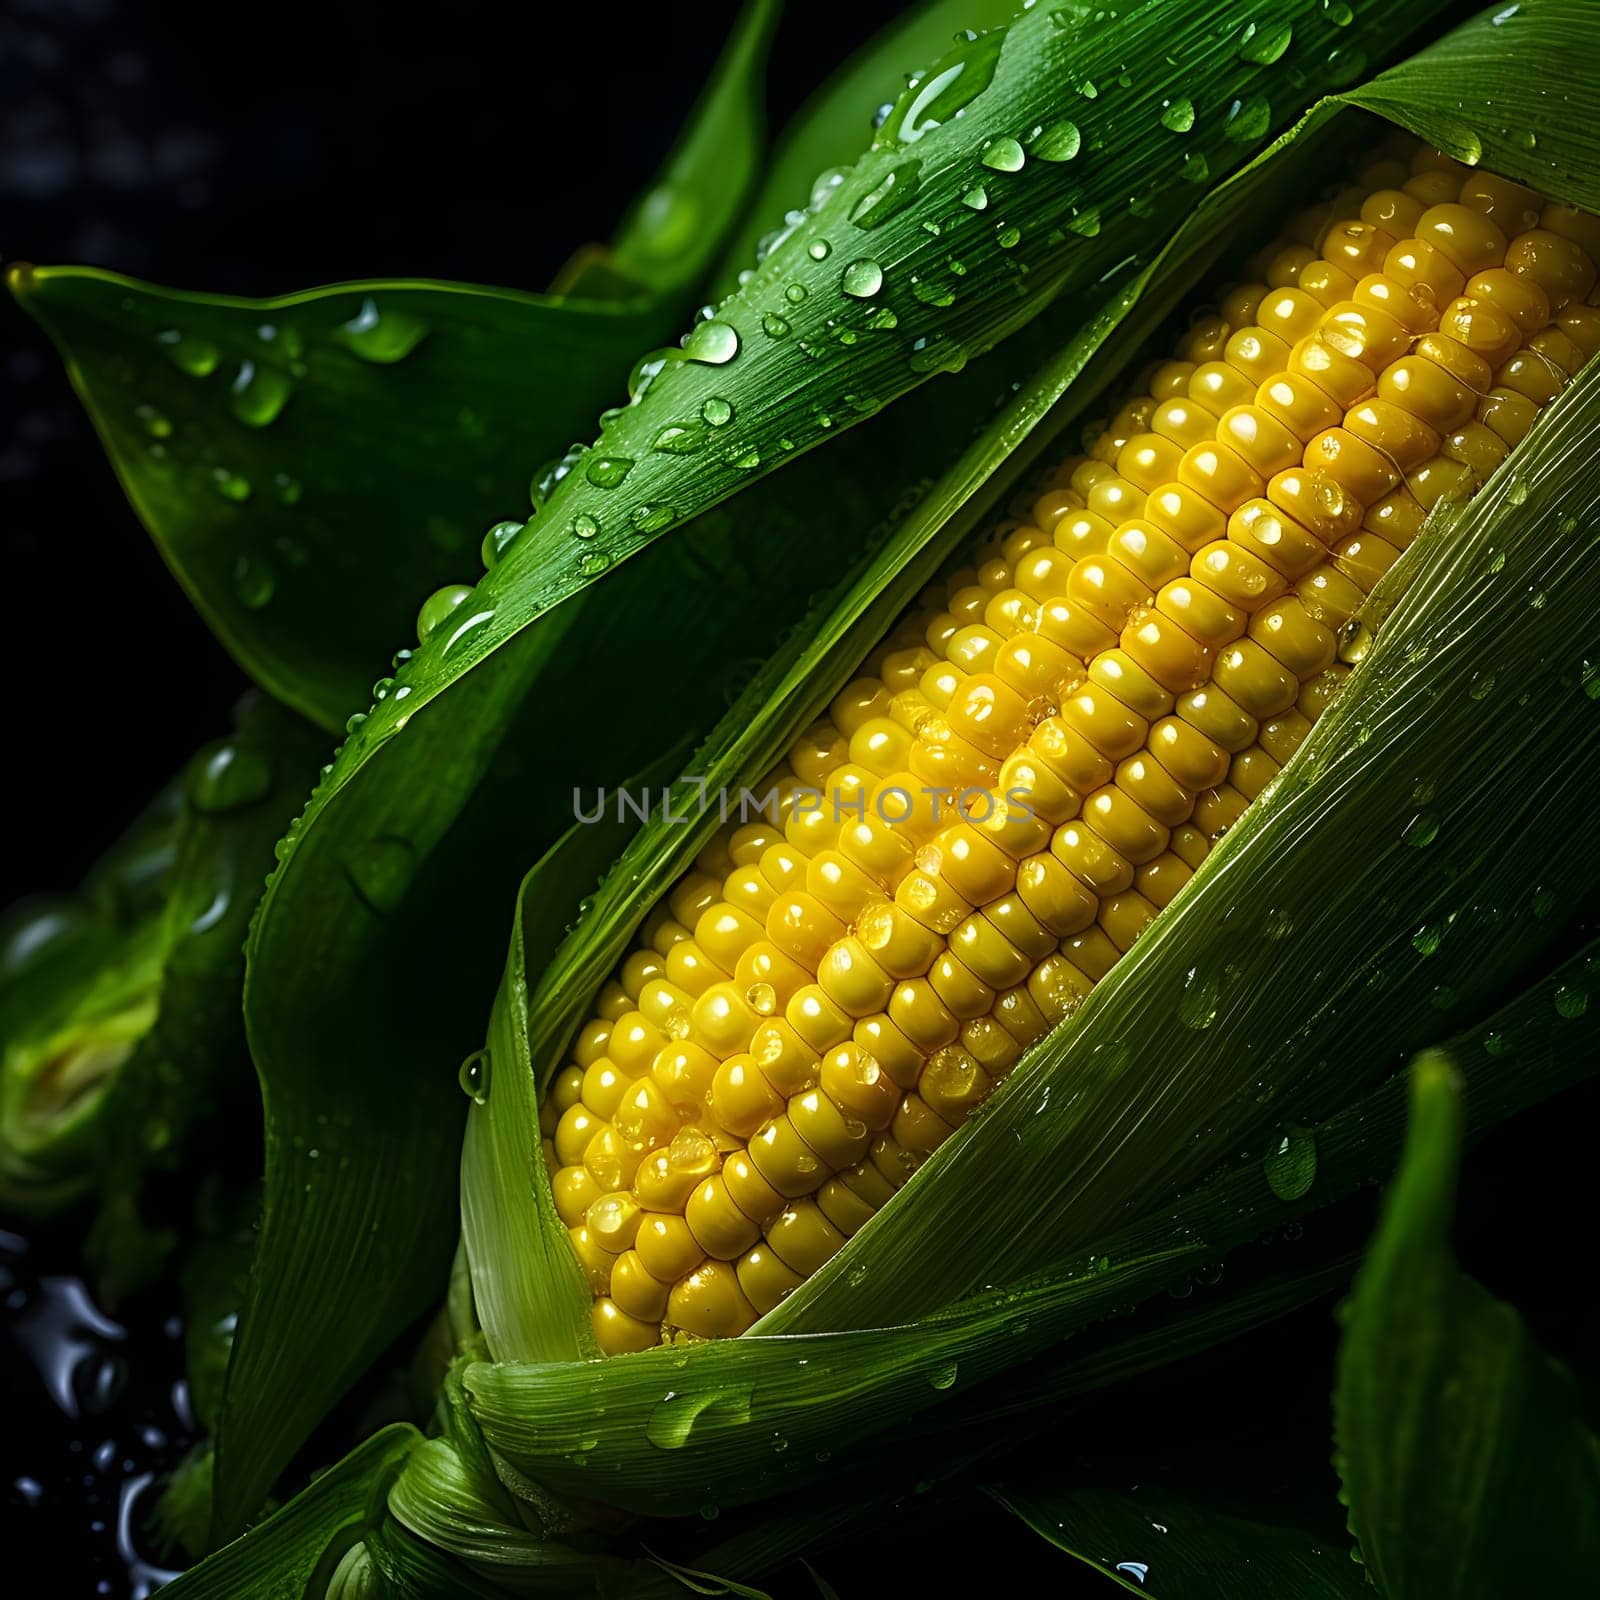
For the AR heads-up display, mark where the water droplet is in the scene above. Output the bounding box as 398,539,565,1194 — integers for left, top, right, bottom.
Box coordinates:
995,222,1021,249
892,29,1005,143
1267,1126,1318,1203
1555,984,1589,1020
1066,208,1101,238
189,742,271,812
1412,922,1444,957
928,1360,959,1390
981,136,1025,172
1160,98,1196,133
1224,94,1273,142
156,329,219,376
229,360,293,426
134,403,172,438
907,335,966,374
1238,20,1293,62
745,982,776,1015
912,276,956,307
584,453,634,489
1178,965,1220,1029
1325,1,1353,23
762,312,791,339
1030,118,1081,162
458,1049,491,1104
342,836,418,915
727,447,761,470
683,320,740,365
841,258,884,298
211,466,252,502
578,549,611,578
700,396,734,427
480,519,525,568
1181,151,1211,184
333,296,428,363
441,607,494,656
645,1386,752,1450
652,422,708,455
232,555,275,610
417,583,472,642
1505,476,1530,506
961,184,989,211
849,160,922,229
1403,812,1440,848
631,505,676,534
784,283,808,305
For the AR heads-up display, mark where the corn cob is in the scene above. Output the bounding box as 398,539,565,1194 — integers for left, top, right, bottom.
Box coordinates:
541,133,1600,1355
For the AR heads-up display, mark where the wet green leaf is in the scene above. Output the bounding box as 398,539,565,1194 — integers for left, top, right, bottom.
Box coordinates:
1334,1055,1600,1596
0,696,324,1302
990,1483,1366,1598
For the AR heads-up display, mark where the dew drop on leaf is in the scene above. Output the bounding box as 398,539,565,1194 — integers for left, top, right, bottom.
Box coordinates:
1555,984,1589,1020
585,456,635,489
1160,98,1196,133
1264,1126,1317,1200
683,320,740,364
480,519,525,568
135,403,172,438
416,582,472,642
841,258,884,298
849,160,922,229
1403,811,1440,848
700,396,734,427
631,505,676,534
232,554,275,610
981,136,1025,172
1178,965,1220,1029
1224,94,1273,142
156,328,219,376
342,836,419,916
1238,20,1293,63
332,296,429,363
458,1049,491,1105
211,466,252,501
189,742,272,812
1030,118,1081,162
229,360,294,427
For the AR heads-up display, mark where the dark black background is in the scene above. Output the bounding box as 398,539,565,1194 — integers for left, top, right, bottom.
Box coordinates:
4,2,1598,1595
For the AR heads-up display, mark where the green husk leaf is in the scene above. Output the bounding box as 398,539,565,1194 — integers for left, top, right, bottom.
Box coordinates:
158,1425,420,1600
1333,1054,1600,1595
5,3,778,732
462,942,1599,1516
609,0,780,292
1346,0,1600,212
989,1483,1366,1598
712,0,1024,295
0,695,324,1301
